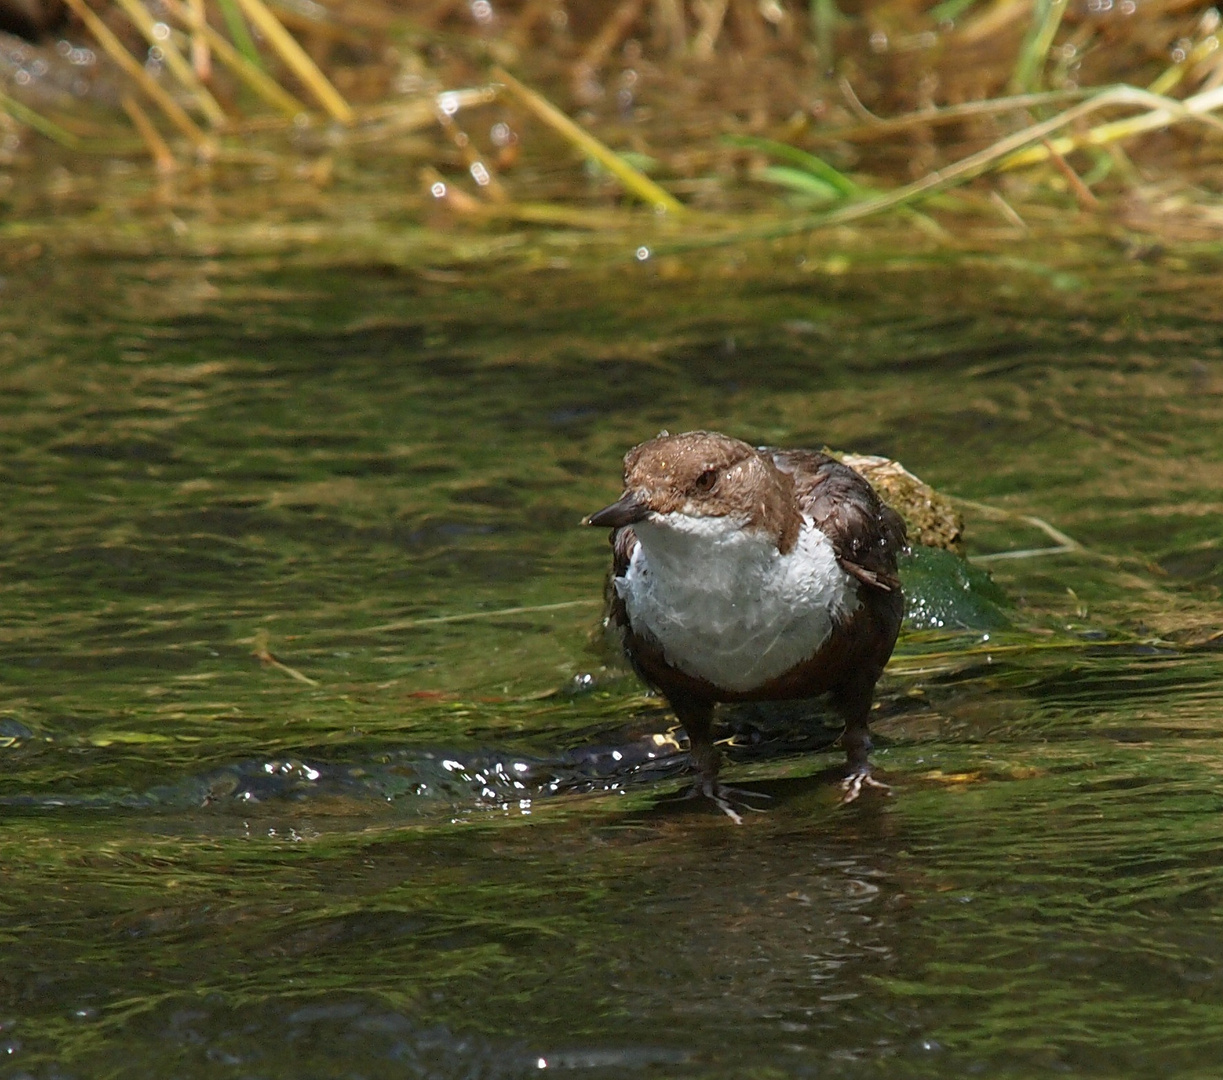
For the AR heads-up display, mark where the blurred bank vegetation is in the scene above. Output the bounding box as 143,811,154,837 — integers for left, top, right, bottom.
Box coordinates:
2,0,1223,262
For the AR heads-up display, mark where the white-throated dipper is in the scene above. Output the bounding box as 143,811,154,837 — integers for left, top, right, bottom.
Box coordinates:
585,430,906,821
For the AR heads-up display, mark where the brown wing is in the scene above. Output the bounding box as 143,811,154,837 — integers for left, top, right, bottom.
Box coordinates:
767,449,907,593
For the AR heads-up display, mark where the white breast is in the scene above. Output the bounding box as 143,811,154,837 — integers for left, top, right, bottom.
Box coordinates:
615,512,860,693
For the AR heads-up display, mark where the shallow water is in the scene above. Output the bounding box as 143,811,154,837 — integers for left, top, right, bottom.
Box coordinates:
1,246,1222,1078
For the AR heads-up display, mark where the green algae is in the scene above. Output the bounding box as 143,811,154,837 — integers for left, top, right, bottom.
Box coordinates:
901,546,1012,631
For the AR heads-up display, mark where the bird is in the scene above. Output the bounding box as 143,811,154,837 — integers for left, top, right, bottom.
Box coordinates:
585,430,906,821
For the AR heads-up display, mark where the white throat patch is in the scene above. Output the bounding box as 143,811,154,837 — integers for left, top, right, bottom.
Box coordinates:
615,512,860,693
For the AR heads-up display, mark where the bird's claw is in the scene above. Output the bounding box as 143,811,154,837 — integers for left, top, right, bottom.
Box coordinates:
840,768,892,804
679,780,770,824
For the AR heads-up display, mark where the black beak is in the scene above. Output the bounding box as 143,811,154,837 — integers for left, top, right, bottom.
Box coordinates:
583,490,652,528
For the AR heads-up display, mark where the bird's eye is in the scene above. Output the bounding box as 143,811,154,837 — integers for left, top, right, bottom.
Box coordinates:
693,469,718,493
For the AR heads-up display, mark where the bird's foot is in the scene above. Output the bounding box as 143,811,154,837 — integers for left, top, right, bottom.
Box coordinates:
840,766,892,804
679,779,770,824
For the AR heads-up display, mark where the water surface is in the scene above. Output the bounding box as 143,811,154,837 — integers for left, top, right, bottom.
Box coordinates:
1,246,1221,1077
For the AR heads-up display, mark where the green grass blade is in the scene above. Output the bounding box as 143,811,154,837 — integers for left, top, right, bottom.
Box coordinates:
723,134,864,196
0,91,142,152
755,165,843,203
1010,0,1069,93
216,0,266,71
811,0,841,68
928,0,982,23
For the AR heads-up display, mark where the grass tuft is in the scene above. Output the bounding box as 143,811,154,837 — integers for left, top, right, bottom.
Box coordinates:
2,0,1223,259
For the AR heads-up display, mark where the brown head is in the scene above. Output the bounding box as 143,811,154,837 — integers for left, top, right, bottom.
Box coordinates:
585,431,803,552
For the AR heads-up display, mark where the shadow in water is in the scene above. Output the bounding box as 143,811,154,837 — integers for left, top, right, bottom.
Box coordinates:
0,699,855,822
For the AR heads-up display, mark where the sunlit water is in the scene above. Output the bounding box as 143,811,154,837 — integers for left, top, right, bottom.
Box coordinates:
1,248,1221,1078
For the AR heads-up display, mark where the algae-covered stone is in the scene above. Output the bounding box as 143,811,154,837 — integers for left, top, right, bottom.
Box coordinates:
839,453,963,552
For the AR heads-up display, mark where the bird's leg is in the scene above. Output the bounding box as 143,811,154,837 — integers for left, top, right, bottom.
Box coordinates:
836,688,892,804
670,695,767,824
